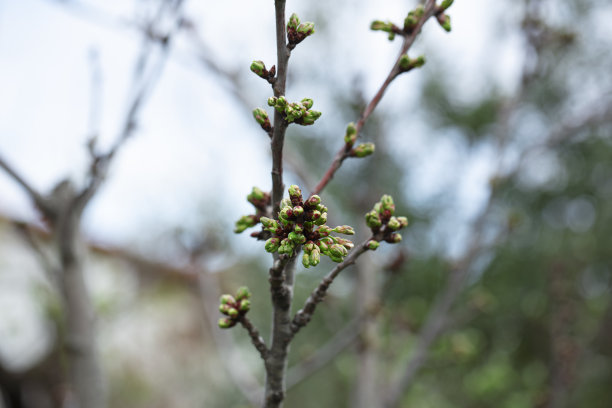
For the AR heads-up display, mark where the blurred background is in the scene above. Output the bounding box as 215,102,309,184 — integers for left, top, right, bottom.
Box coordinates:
1,0,611,407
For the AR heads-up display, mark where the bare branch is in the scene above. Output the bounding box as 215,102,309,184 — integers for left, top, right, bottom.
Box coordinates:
0,156,51,215
239,316,270,361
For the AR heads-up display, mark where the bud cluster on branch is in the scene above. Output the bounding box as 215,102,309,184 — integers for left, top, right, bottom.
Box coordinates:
365,194,409,249
218,286,252,329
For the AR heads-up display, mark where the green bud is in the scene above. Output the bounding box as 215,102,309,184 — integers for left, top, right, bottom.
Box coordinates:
250,60,266,76
301,98,314,110
371,20,389,31
288,185,302,199
239,299,251,313
227,307,239,318
310,209,322,222
303,241,315,253
275,96,288,112
301,110,322,125
309,247,321,266
279,238,295,255
317,204,328,213
236,286,251,301
414,5,424,17
366,210,382,229
329,244,347,259
404,13,417,30
305,195,321,208
438,14,451,32
288,13,300,30
441,0,454,10
219,303,232,315
293,224,303,233
333,225,355,235
353,143,375,158
302,252,311,268
234,215,257,233
387,233,402,244
388,32,396,41
367,240,380,250
335,237,354,250
268,96,278,106
329,253,344,263
297,22,315,36
218,317,235,329
397,216,409,228
265,237,280,253
381,195,395,214
279,206,292,221
280,198,292,209
399,55,426,72
292,206,304,216
253,107,270,127
344,122,357,145
317,225,332,237
288,231,306,245
387,217,402,231
260,217,279,231
316,239,329,252
220,294,235,305
314,211,328,226
247,186,266,204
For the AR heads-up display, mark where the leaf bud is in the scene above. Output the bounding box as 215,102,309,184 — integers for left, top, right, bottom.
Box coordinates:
250,60,266,76
265,237,280,253
404,13,418,30
247,186,266,204
367,240,380,250
220,294,235,305
333,225,355,235
234,215,257,233
440,0,454,10
371,20,389,31
352,143,375,158
218,317,235,329
287,13,300,30
344,122,357,145
437,14,451,32
235,286,251,301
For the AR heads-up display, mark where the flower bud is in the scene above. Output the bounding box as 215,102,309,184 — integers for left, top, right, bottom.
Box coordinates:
247,186,266,205
352,143,375,158
301,98,314,110
381,195,395,214
293,224,303,233
329,253,344,263
275,96,288,112
239,299,251,313
250,60,266,76
279,206,292,221
333,225,355,235
344,122,357,145
268,96,278,106
310,210,322,221
387,217,402,231
302,252,311,268
279,238,295,255
288,231,306,245
404,13,418,30
329,244,348,258
309,247,321,266
397,216,409,228
234,215,257,233
314,211,328,226
300,110,322,125
252,108,271,130
366,211,382,229
303,241,315,253
265,237,280,253
220,294,235,305
260,217,279,231
292,205,304,216
316,204,328,213
367,240,380,250
335,237,354,250
305,195,321,208
280,198,292,210
317,225,332,237
399,55,426,72
287,13,300,30
371,20,389,31
297,22,315,36
386,233,402,244
236,286,251,301
227,307,239,318
219,303,232,315
218,317,235,329
288,185,302,200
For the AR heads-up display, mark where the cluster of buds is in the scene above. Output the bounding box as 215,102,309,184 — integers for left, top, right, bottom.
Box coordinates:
250,60,276,83
403,5,425,31
234,187,271,233
267,96,322,125
343,122,376,158
287,13,315,47
399,55,426,73
218,286,251,329
261,185,355,266
365,195,409,250
370,20,403,41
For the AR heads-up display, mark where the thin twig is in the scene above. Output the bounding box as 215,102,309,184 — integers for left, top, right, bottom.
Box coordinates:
312,0,438,195
239,316,270,361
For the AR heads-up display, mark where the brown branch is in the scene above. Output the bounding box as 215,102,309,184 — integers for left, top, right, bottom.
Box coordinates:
0,156,51,215
291,238,373,336
239,316,270,361
312,0,438,195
